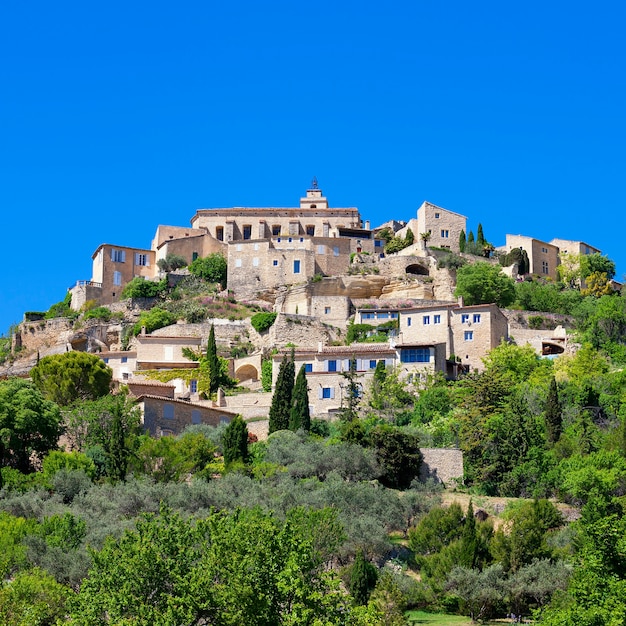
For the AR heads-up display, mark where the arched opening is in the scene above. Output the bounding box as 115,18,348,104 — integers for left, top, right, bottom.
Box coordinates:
542,341,565,356
235,364,259,382
405,263,429,276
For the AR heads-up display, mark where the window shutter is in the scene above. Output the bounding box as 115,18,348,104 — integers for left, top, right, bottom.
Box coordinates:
318,388,323,399
330,388,335,399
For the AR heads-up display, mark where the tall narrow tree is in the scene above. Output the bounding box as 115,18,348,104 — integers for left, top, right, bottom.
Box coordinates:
269,353,295,433
222,414,249,467
459,229,467,253
476,223,486,247
545,376,562,445
290,364,311,432
207,325,221,394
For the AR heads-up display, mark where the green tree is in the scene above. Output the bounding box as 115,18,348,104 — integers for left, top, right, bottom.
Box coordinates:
581,252,616,281
188,253,227,285
157,253,187,273
367,425,422,489
446,563,507,622
206,324,221,395
459,501,478,569
0,378,63,474
476,223,485,247
121,276,168,299
290,364,311,432
339,358,362,423
31,352,112,407
459,229,466,253
268,353,295,433
261,358,273,392
222,415,249,467
454,262,516,307
349,550,379,606
131,307,177,336
250,312,278,333
545,376,563,445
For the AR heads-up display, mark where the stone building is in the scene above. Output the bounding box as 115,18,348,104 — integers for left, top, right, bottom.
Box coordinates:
398,302,509,372
500,234,560,281
416,201,468,253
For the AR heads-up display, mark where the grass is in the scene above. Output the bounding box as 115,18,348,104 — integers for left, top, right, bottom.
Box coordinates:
406,611,509,625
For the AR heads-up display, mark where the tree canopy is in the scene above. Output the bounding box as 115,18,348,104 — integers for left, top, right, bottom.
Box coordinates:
454,262,516,307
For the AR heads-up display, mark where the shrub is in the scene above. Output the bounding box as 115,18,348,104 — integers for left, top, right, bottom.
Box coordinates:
528,315,545,329
132,308,177,336
251,312,278,333
83,306,112,322
121,277,168,299
188,253,227,285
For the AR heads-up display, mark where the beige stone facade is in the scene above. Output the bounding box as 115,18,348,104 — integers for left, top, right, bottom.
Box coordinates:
416,202,467,253
398,302,509,372
138,394,235,437
134,332,201,370
501,234,559,280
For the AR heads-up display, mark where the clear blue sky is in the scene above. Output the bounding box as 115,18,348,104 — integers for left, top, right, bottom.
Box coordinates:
2,1,625,336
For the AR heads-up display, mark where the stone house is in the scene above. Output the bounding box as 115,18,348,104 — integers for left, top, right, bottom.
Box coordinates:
99,350,137,382
416,201,468,253
272,343,397,417
398,302,509,372
550,238,603,288
500,234,560,281
137,394,235,437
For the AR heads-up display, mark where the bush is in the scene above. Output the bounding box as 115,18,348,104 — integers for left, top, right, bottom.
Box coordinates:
157,254,187,273
132,308,177,336
188,253,227,285
121,277,168,299
83,306,112,322
251,312,278,333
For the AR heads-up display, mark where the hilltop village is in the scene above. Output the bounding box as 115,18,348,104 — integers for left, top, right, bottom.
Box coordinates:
3,181,602,437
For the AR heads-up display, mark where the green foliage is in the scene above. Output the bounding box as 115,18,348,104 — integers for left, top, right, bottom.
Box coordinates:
188,252,227,285
347,323,375,344
250,311,278,333
222,415,249,467
268,353,295,433
436,251,467,270
157,253,187,273
41,451,96,482
83,306,112,322
261,359,273,392
44,291,75,320
366,425,422,489
581,252,616,281
454,262,516,307
131,307,177,335
31,351,112,407
206,324,221,395
0,512,37,579
349,549,379,605
545,376,563,445
121,276,168,299
290,364,311,432
385,230,414,254
70,504,348,625
513,278,583,313
0,378,63,474
458,229,466,253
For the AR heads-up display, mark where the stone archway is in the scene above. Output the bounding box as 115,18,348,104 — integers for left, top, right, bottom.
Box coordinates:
235,364,259,382
405,263,430,276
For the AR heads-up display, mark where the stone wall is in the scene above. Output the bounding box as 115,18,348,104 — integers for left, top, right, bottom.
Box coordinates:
420,448,464,487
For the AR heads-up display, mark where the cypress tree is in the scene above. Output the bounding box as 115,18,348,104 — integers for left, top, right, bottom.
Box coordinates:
222,414,249,467
459,229,466,253
349,549,378,605
545,376,562,445
290,364,311,432
477,223,485,246
459,500,478,568
467,230,475,244
207,325,221,394
108,395,129,483
268,352,295,433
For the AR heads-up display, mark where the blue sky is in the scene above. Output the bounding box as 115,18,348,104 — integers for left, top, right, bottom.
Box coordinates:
1,1,625,336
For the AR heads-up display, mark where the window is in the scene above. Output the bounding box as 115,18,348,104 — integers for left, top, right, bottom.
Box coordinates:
362,312,375,320
243,225,252,240
235,259,242,268
191,410,201,425
542,261,549,274
333,246,339,257
192,252,198,261
328,360,337,372
164,346,174,361
407,317,412,327
461,314,470,323
321,387,333,399
304,363,313,373
135,253,148,266
272,224,281,236
163,404,175,419
288,237,293,243
215,227,224,241
111,249,126,263
369,359,377,369
254,243,259,251
190,379,198,393
473,314,481,323
324,307,331,314
435,212,440,218
299,237,304,242
273,259,278,266
121,356,128,364
293,260,301,274
390,312,398,319
122,372,129,380
306,225,315,236
103,358,109,363
236,244,242,251
400,348,430,363
441,229,449,238
317,245,325,254
541,247,548,253
377,312,389,319
423,315,430,325
464,330,474,341
252,257,259,267
375,239,383,248
434,314,441,324
113,271,122,286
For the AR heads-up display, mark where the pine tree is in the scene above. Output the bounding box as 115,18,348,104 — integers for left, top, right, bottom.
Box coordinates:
545,376,562,445
290,364,311,432
349,549,378,605
207,325,221,395
268,353,295,433
459,229,466,253
222,414,249,467
477,223,485,246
